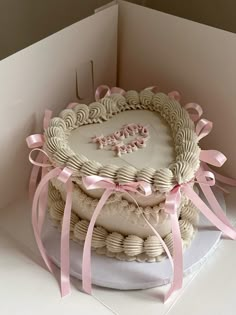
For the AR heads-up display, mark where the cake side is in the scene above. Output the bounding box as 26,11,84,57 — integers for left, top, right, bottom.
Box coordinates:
50,178,189,238
48,183,199,262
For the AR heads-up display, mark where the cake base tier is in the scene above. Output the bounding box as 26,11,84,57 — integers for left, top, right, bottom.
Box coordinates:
43,188,225,289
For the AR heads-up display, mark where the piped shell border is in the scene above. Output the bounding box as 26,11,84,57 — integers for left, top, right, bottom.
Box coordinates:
44,89,201,193
48,183,199,262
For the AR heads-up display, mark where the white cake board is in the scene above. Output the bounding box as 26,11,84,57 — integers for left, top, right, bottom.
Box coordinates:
43,188,225,290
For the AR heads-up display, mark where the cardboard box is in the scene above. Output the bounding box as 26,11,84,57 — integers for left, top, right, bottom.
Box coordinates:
1,2,236,314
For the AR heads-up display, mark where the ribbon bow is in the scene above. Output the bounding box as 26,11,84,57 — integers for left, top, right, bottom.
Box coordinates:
26,88,236,305
165,169,236,301
26,110,52,200
29,152,74,297
81,176,153,293
27,110,74,298
163,102,236,301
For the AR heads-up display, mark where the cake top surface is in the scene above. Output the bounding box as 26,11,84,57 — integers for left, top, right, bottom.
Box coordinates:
68,109,175,169
44,89,201,192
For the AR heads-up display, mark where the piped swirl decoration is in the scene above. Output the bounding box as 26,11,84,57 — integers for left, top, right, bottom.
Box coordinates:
43,87,200,191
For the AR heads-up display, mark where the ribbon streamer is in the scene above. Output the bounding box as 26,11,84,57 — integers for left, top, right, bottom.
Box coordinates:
31,164,74,297
164,186,183,301
196,118,213,140
184,102,203,122
26,110,52,199
81,176,153,294
164,172,236,300
26,85,236,305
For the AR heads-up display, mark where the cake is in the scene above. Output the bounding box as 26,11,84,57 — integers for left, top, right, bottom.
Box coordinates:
44,88,200,262
27,85,236,303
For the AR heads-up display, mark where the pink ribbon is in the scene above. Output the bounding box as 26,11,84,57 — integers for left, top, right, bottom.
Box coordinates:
203,163,236,187
196,118,213,140
27,109,75,298
145,86,160,93
164,107,236,300
26,110,52,199
27,108,73,297
95,85,125,101
81,176,153,294
184,102,203,122
30,156,74,297
164,170,236,300
67,102,78,109
168,90,181,101
164,185,183,301
26,87,236,304
195,114,236,188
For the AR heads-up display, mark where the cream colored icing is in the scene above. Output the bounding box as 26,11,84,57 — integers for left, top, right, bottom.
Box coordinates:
44,88,201,261
74,104,90,125
48,183,198,262
50,178,181,238
44,90,200,192
67,109,175,170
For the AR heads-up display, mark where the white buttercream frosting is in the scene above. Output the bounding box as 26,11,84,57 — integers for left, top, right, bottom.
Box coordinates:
74,104,90,125
59,109,77,129
44,126,66,140
48,117,67,131
53,147,75,165
44,87,201,263
153,168,176,193
48,183,198,261
91,226,108,248
100,97,119,116
88,102,107,122
109,94,127,111
123,235,144,256
125,90,140,108
99,164,119,178
144,236,164,257
139,89,154,107
106,232,124,253
116,165,137,183
44,89,200,189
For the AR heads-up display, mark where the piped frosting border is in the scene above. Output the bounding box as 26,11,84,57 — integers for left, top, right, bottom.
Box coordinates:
44,89,201,192
48,183,199,262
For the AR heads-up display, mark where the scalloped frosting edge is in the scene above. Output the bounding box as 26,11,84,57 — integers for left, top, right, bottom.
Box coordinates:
44,88,201,192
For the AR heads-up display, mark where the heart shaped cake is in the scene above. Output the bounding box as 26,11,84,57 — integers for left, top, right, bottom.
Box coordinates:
45,87,200,262
27,85,236,301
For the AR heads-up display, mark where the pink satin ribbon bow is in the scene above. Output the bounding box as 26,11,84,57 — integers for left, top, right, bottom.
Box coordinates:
162,101,236,301
81,176,153,294
30,158,74,297
26,88,236,305
165,169,236,299
26,109,52,200
26,109,74,298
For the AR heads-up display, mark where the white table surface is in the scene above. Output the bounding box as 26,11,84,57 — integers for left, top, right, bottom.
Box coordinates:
1,190,236,315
